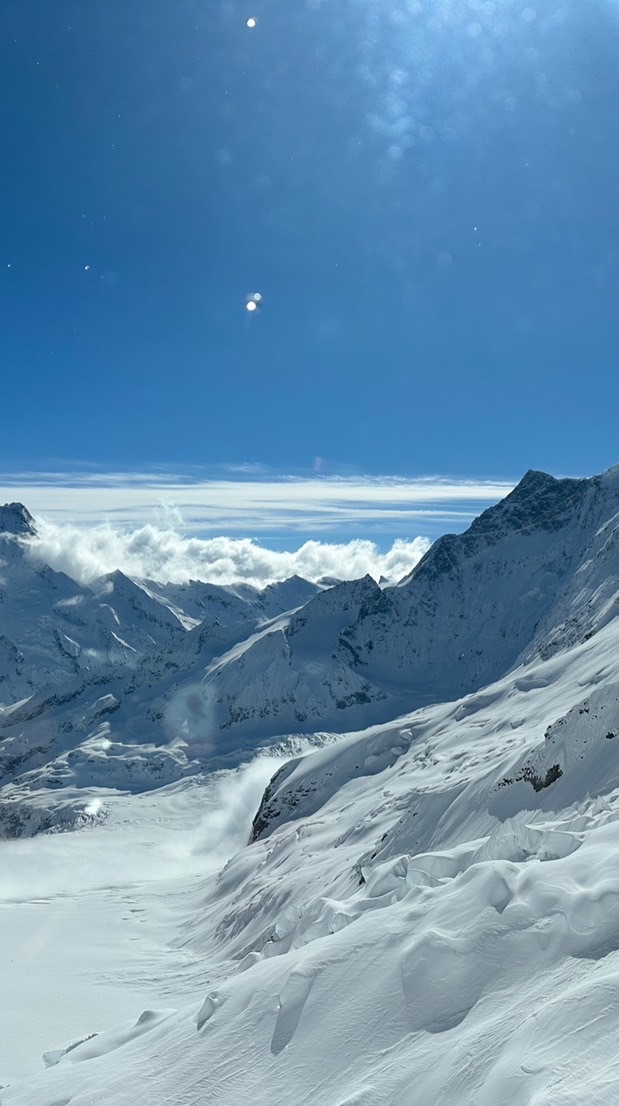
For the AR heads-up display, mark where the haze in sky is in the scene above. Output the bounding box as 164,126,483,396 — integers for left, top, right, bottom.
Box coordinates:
1,0,617,541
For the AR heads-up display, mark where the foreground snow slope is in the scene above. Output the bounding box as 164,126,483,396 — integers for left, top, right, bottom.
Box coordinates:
6,612,619,1104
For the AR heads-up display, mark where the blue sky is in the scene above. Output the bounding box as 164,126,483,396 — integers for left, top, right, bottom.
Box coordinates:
1,0,618,549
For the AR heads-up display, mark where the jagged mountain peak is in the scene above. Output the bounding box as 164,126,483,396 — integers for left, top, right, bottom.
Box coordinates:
287,573,379,631
477,467,590,532
0,502,37,537
402,468,591,587
98,568,133,587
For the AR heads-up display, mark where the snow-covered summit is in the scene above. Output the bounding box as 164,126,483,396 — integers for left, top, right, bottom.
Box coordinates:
186,466,619,741
0,501,37,536
402,468,589,587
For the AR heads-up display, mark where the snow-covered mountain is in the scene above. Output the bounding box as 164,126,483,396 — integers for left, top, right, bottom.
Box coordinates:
174,464,619,742
0,502,323,705
5,466,619,1103
0,506,325,832
4,465,619,833
0,503,191,702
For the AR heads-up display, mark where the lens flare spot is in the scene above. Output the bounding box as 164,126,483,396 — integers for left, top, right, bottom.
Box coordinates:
245,291,262,313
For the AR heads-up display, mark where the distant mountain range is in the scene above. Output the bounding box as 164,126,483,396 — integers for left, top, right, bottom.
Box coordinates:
2,464,619,836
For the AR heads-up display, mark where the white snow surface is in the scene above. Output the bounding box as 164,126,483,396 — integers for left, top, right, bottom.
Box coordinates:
5,469,619,1102
5,630,619,1103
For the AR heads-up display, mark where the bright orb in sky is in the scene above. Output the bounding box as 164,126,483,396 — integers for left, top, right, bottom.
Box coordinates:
245,291,262,312
246,17,257,29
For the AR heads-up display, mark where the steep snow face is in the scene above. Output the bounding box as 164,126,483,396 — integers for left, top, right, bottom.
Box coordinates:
171,468,619,744
250,619,619,846
142,574,322,629
0,509,206,706
196,576,392,741
0,556,186,705
333,468,619,701
0,534,95,703
0,506,321,711
517,466,619,661
92,570,186,634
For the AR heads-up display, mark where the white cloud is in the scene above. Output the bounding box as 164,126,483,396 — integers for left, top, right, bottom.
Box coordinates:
25,521,432,587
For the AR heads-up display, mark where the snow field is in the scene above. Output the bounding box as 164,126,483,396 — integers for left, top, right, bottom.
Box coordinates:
0,753,288,1085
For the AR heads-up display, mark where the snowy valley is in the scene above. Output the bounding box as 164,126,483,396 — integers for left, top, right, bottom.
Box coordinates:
4,467,619,1103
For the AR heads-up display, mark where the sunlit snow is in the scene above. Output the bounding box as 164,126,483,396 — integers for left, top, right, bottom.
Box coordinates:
4,469,619,1102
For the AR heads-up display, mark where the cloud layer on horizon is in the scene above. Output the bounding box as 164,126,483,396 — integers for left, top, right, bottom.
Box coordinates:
1,469,516,588
25,522,433,588
0,469,514,535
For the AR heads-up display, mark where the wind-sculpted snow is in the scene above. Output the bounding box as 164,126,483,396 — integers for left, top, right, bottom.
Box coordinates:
250,724,413,841
7,614,619,1102
492,681,619,817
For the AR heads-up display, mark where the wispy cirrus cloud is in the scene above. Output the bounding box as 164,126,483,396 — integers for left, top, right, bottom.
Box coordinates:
0,468,515,536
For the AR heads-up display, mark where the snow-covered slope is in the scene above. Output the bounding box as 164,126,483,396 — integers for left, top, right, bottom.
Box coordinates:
0,512,326,833
6,599,619,1103
0,502,324,709
330,466,619,693
183,466,619,742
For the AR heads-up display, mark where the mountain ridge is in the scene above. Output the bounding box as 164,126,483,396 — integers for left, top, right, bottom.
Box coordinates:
2,464,619,835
